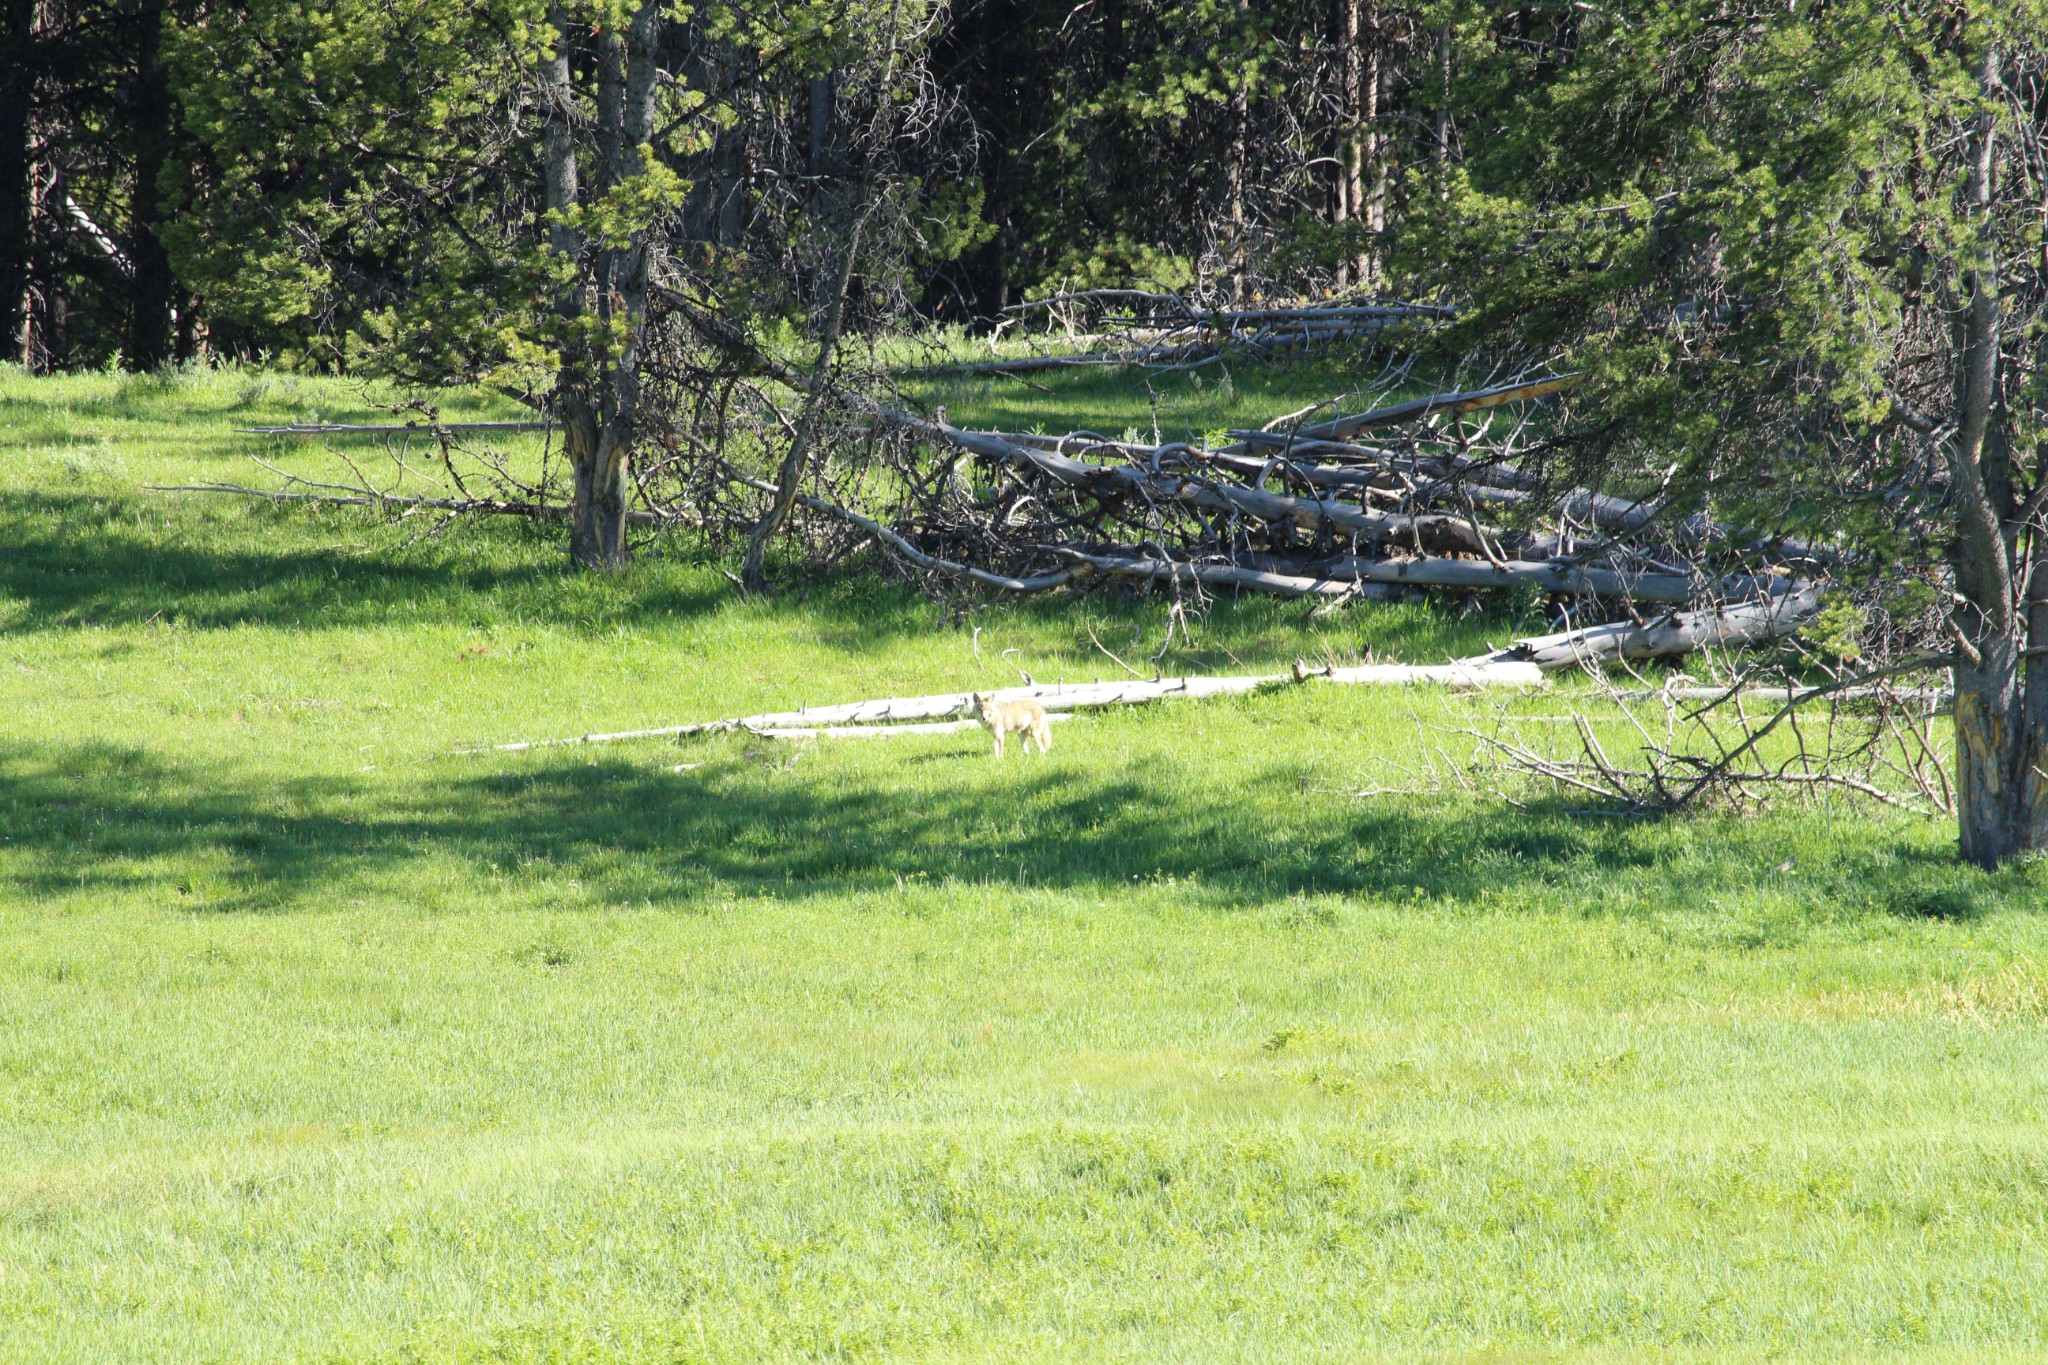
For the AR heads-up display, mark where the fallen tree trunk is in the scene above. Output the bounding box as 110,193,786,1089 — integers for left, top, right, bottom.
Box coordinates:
463,661,1546,753
1463,586,1822,672
746,714,1076,740
1053,548,1405,601
1235,552,1698,602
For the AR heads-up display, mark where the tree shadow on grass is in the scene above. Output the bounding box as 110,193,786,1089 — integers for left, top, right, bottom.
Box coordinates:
1,492,744,634
1,736,2018,920
1,488,1516,666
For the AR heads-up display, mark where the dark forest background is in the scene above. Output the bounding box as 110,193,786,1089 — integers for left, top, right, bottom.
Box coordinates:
5,0,1460,371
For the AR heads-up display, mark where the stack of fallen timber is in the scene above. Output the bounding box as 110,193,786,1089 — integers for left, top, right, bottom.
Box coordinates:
700,361,1835,673
462,660,1546,752
911,291,1455,376
801,377,1795,580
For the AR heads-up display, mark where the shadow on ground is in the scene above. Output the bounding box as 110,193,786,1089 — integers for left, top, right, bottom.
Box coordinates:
0,489,1507,664
0,736,2018,920
0,492,735,633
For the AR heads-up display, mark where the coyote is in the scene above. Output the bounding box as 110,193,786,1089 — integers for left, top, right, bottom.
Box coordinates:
972,692,1052,757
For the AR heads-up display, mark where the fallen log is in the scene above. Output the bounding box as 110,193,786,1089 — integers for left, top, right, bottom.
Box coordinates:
1235,552,1698,603
461,662,1545,754
1463,586,1822,672
746,714,1076,740
1053,548,1405,601
667,292,1514,559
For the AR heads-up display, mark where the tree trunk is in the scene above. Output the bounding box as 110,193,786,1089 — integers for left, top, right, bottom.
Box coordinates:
125,0,175,370
563,402,631,570
0,0,36,365
1332,0,1359,285
541,0,661,573
1332,0,1380,289
1225,0,1250,302
1945,43,2039,868
1952,643,2028,867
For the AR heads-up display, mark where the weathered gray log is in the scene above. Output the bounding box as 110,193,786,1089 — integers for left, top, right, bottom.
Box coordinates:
913,300,1452,376
1234,553,1697,603
1464,586,1822,672
1053,548,1405,601
993,425,1674,553
670,295,1509,557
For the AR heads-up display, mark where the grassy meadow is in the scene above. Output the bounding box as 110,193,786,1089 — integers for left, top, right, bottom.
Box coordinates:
3,360,2047,1362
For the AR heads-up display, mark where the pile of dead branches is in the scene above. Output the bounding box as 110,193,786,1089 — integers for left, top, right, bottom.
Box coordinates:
629,320,1831,672
1460,662,1957,818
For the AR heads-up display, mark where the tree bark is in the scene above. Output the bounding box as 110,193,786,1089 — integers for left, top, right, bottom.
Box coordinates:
124,0,175,370
1945,43,2043,868
1332,0,1380,288
541,0,662,572
0,0,36,365
563,401,631,569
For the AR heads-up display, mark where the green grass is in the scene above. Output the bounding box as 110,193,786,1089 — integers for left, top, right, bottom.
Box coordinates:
3,361,2046,1363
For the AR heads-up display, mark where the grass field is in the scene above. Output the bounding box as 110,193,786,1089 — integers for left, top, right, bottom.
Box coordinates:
3,360,2046,1362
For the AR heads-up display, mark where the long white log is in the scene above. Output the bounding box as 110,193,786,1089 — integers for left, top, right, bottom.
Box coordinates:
462,663,1545,753
746,715,1077,740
